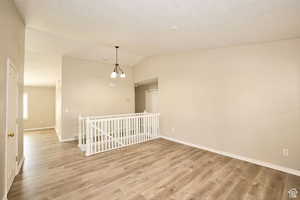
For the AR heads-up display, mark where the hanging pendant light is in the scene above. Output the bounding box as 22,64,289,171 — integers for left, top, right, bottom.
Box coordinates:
111,46,126,79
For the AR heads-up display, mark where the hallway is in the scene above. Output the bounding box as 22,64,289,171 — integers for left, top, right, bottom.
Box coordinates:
8,130,300,200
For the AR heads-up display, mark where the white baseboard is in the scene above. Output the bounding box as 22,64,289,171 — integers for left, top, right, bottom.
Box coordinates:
24,126,54,131
159,135,300,177
58,135,77,142
16,156,25,175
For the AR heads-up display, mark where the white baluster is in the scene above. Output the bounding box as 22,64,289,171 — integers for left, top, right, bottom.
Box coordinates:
112,119,114,150
125,118,127,146
99,120,102,152
135,117,137,144
97,120,100,152
151,115,153,139
131,117,134,144
128,118,131,145
83,119,86,146
137,117,139,143
147,115,149,141
121,119,123,145
106,120,109,150
78,116,82,147
132,117,135,144
91,120,94,154
144,116,145,140
111,119,114,150
136,116,141,143
143,115,146,142
114,119,117,149
93,120,96,153
85,118,90,156
104,120,107,152
148,115,151,140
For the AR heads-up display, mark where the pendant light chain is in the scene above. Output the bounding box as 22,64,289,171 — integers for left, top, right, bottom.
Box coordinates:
116,46,118,65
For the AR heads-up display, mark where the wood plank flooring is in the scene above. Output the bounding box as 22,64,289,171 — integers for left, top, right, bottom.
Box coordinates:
8,129,300,200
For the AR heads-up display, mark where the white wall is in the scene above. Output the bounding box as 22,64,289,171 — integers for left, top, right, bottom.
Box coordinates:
133,39,300,170
55,64,62,138
61,57,135,140
0,0,25,199
23,86,55,129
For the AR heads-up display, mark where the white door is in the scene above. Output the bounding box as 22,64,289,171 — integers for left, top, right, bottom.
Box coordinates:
145,89,159,113
5,59,19,195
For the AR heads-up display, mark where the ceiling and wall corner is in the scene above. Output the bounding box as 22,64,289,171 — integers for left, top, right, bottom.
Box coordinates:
13,0,300,86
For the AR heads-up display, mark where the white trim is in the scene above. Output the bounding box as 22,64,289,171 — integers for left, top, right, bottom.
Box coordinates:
24,126,54,131
160,135,300,177
58,135,77,142
16,156,25,175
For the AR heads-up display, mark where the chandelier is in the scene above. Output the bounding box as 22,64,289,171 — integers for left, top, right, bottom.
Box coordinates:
110,46,125,78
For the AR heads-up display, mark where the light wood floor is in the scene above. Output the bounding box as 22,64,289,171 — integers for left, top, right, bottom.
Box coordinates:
8,130,300,200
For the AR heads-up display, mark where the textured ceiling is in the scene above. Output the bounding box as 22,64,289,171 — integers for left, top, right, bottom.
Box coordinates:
15,0,300,86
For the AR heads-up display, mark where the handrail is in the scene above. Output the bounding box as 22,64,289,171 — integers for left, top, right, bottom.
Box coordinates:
79,112,145,120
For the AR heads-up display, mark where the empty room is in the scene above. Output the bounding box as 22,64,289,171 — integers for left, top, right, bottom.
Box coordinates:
1,0,300,200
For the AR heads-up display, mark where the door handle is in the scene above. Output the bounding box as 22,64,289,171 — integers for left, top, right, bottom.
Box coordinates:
8,132,15,137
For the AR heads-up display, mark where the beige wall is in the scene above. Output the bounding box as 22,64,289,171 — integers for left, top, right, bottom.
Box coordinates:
61,57,135,140
135,82,158,113
23,86,55,129
134,39,300,170
0,0,25,199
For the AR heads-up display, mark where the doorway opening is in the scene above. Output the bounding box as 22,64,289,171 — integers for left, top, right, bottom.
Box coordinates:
135,78,159,113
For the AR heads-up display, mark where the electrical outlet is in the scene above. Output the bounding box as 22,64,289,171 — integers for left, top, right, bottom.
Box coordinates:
282,148,289,157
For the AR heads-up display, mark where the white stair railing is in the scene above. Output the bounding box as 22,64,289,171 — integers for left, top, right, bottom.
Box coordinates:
79,113,160,156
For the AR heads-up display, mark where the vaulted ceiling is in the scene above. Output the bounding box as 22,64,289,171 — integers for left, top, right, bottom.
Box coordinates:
15,0,300,86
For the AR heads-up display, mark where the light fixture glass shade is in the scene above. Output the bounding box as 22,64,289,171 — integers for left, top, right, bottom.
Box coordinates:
120,72,126,78
110,71,117,78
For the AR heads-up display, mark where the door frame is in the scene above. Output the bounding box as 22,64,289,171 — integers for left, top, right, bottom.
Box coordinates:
4,58,19,197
